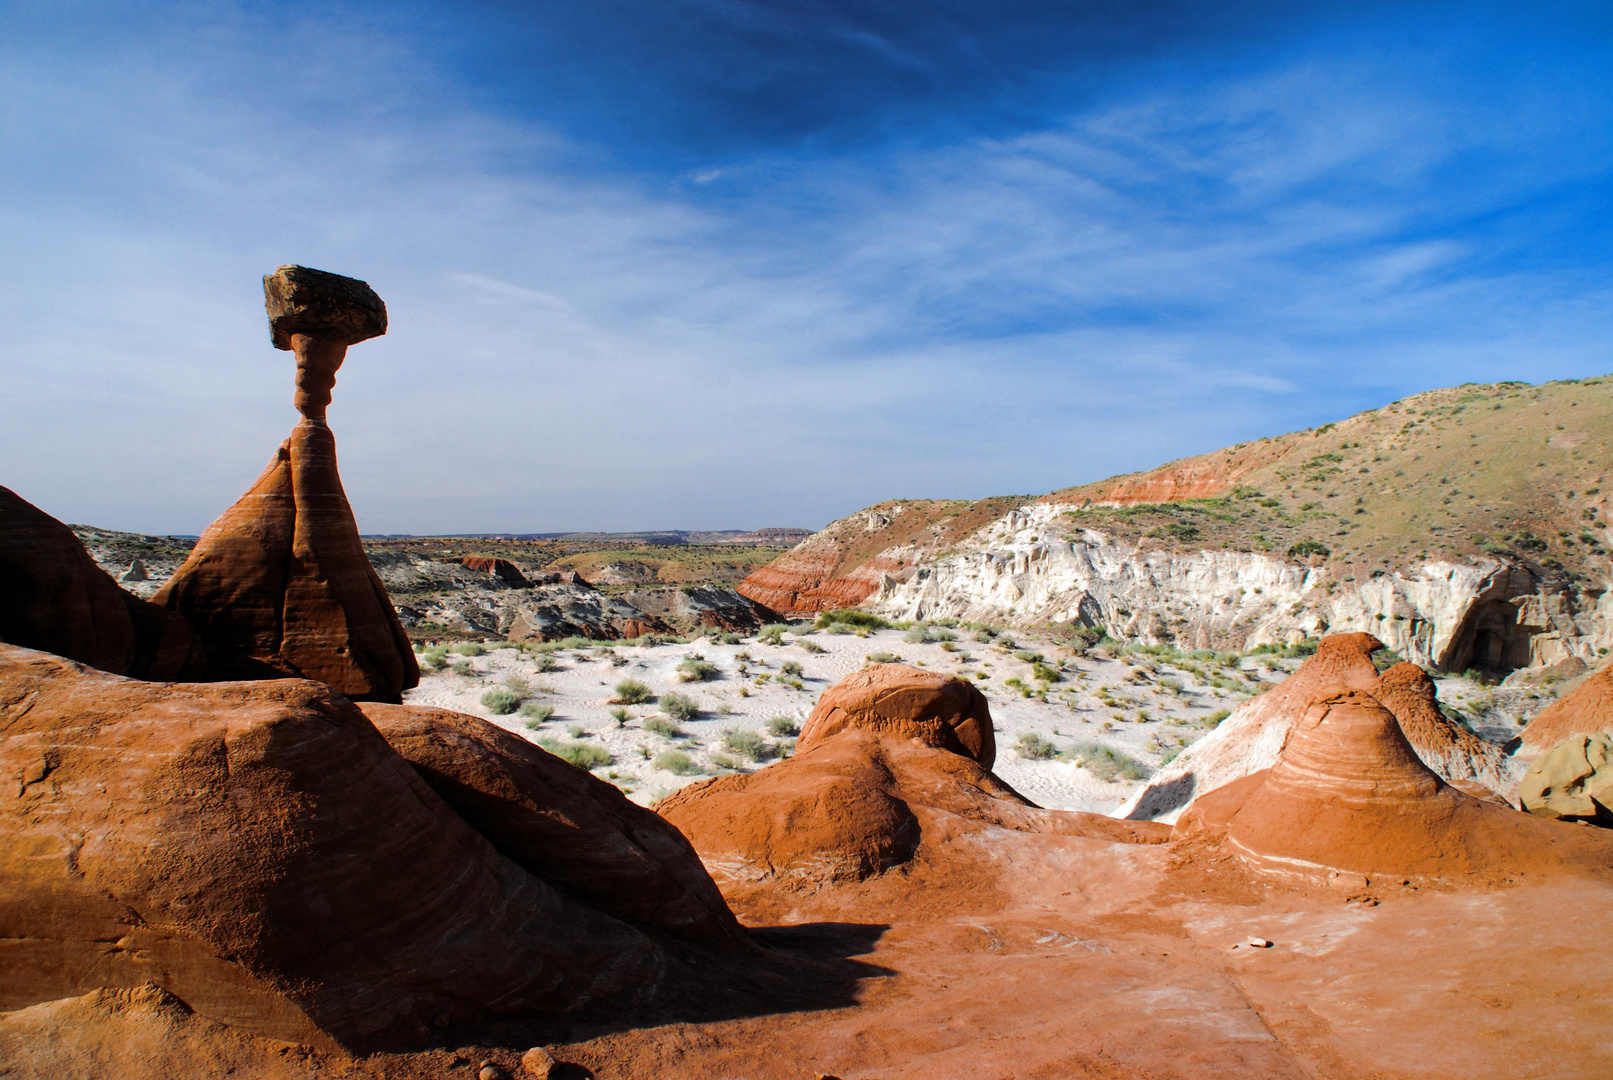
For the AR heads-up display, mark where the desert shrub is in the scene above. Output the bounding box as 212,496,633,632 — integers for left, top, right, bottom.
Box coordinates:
822,622,856,635
504,674,531,696
972,628,996,643
815,608,891,630
540,739,612,769
644,716,683,738
779,660,804,677
520,702,554,728
480,688,521,715
865,651,900,664
1015,733,1058,760
451,642,487,657
1201,709,1230,729
706,629,741,645
759,624,788,645
711,753,740,770
567,723,586,738
722,728,767,761
614,678,653,704
768,716,800,737
1063,743,1149,781
420,646,449,672
529,652,558,672
904,624,932,644
653,750,698,775
797,639,826,654
1031,662,1063,684
660,692,700,721
996,634,1017,649
450,660,474,677
1288,540,1330,559
1160,745,1184,766
678,658,719,682
939,641,958,653
609,706,630,725
1371,648,1406,673
930,627,958,642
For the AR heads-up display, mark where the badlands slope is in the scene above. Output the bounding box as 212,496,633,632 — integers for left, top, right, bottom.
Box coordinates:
740,377,1613,673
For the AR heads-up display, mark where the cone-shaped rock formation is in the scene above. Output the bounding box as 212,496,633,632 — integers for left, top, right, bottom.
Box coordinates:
154,267,416,702
1180,690,1613,887
0,486,206,681
1370,661,1515,794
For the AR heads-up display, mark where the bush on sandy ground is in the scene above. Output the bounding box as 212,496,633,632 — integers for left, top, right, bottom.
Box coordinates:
540,739,612,769
904,624,932,644
722,728,767,761
533,652,559,672
768,716,799,737
660,692,700,721
610,706,630,725
653,750,698,775
1063,742,1149,781
815,608,891,630
520,703,554,728
480,688,521,715
865,651,900,664
797,639,826,654
644,717,683,738
1015,733,1058,760
779,660,804,677
678,658,719,682
1031,662,1062,684
759,624,788,645
614,678,653,704
420,646,449,672
451,642,487,656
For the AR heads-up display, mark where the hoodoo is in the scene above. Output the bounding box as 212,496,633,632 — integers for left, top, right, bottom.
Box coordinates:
1180,689,1613,887
154,267,417,702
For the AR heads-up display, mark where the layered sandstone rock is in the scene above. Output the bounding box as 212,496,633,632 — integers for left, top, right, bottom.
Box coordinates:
0,644,717,1050
658,665,1164,890
0,486,206,681
1517,661,1613,757
359,702,748,950
1122,634,1526,821
797,663,995,767
1120,633,1384,821
1519,733,1613,824
1178,690,1613,887
460,555,532,588
154,267,417,702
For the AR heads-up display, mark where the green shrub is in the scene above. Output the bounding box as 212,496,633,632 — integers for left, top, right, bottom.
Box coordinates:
1201,709,1230,729
904,624,932,644
722,728,767,761
660,692,699,721
930,627,958,642
420,647,448,672
865,651,900,664
768,716,799,737
1160,745,1184,766
1015,733,1058,760
480,688,521,715
678,658,719,682
533,652,559,672
1031,662,1063,684
504,674,531,696
644,717,683,739
1014,650,1043,663
609,706,630,725
706,629,741,645
972,628,996,643
567,723,586,738
520,702,554,728
711,753,740,770
614,678,653,704
779,660,804,677
539,739,612,769
815,608,891,630
1063,743,1149,781
451,642,487,657
797,639,826,654
653,750,698,775
1288,540,1330,559
450,659,474,677
759,624,788,645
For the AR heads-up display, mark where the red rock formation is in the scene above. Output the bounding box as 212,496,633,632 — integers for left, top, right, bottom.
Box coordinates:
459,556,531,588
0,643,704,1050
154,267,417,702
1370,661,1513,795
0,486,206,680
797,663,995,768
659,665,1165,893
1178,690,1613,887
358,702,748,951
1517,661,1613,756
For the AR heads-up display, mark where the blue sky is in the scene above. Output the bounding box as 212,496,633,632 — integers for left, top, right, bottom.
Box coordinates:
3,1,1610,534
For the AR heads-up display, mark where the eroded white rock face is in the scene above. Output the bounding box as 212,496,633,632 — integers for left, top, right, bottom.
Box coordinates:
873,503,1613,670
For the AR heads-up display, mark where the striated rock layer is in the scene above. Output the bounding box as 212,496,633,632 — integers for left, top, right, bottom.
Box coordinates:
155,421,418,701
0,486,206,681
1516,660,1613,757
1121,634,1522,822
1177,690,1613,888
0,644,735,1051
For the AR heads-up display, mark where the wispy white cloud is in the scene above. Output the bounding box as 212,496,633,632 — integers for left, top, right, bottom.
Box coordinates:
0,7,1608,535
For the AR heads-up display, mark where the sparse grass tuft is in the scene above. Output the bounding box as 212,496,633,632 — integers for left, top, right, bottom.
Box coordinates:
614,678,653,704
644,716,683,739
653,750,698,775
480,688,521,715
722,728,768,761
1015,732,1058,760
678,658,719,682
865,651,900,664
520,702,554,728
539,739,612,769
1062,742,1149,781
768,716,799,737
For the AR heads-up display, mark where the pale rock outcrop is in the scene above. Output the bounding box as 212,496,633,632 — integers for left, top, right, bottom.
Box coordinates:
1519,733,1613,823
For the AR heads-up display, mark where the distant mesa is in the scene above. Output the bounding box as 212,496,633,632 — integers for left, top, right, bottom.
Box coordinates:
154,266,418,702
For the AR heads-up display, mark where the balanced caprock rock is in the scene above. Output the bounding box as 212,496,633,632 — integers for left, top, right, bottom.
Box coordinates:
155,267,417,702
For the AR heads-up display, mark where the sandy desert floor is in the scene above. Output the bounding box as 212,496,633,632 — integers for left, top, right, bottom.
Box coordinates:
403,626,1526,814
